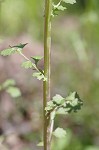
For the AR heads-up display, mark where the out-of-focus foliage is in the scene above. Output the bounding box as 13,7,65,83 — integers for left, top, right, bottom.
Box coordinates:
51,0,99,149
0,0,99,150
0,0,43,38
0,79,21,98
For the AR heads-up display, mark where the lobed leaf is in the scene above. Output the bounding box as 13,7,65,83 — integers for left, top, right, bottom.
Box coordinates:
21,61,34,69
0,48,16,56
33,72,47,81
65,92,83,112
52,3,67,17
52,0,76,17
52,94,65,105
46,92,83,117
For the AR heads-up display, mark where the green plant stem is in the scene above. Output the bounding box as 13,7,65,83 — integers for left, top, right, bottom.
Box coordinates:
56,0,62,7
49,118,54,142
43,0,52,150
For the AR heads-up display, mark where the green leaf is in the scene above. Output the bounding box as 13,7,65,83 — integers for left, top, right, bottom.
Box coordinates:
45,101,55,111
6,87,21,98
46,92,83,119
65,92,83,112
33,72,43,80
33,72,47,81
57,5,66,11
52,94,65,105
31,56,43,61
21,61,34,69
31,56,43,66
2,79,16,88
56,107,68,115
52,3,67,17
62,0,76,4
0,48,16,56
53,128,67,138
66,92,78,101
11,43,28,49
71,98,78,107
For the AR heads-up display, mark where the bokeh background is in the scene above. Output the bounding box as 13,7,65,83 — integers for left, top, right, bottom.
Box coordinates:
0,0,99,150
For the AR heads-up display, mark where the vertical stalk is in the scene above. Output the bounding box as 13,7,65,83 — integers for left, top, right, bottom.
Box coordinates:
43,0,52,150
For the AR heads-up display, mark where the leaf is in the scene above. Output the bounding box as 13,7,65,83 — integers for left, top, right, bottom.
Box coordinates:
66,92,78,101
46,92,83,115
21,61,33,69
11,43,28,49
57,5,66,11
65,92,83,112
37,142,44,147
0,48,16,56
45,101,55,111
31,56,43,66
52,94,64,105
3,79,16,88
52,3,67,17
53,128,67,138
6,87,21,98
56,107,68,115
62,0,76,4
33,72,47,81
31,56,43,62
32,72,43,80
71,98,78,107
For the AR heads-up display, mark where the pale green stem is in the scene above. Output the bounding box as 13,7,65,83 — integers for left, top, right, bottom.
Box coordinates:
49,117,54,143
56,0,62,7
43,0,52,150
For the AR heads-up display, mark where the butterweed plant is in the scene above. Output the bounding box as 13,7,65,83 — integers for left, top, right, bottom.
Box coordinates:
0,0,83,150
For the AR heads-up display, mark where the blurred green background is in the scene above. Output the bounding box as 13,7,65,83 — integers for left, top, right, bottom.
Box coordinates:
0,0,99,150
